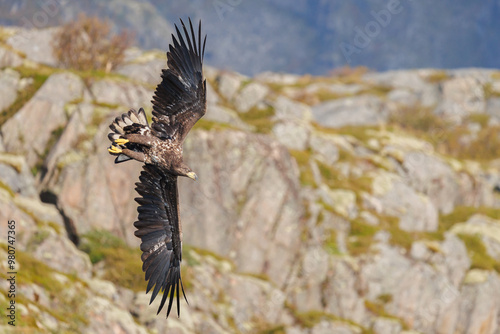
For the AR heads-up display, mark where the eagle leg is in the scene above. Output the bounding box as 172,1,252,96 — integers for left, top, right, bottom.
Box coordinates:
119,134,154,147
120,148,146,163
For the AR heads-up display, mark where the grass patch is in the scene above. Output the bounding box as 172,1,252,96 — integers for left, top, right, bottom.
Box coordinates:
316,159,373,196
289,306,371,333
0,179,14,197
348,219,379,256
425,70,449,83
390,106,500,161
292,309,340,328
483,82,500,99
348,213,440,255
377,293,393,304
324,229,341,255
92,100,120,110
439,206,500,233
79,229,144,291
0,245,89,329
289,149,315,187
358,85,392,98
364,299,407,329
389,106,449,134
192,119,237,132
8,248,66,295
458,233,500,272
312,122,378,145
257,325,286,334
315,89,345,102
69,67,129,88
187,245,234,266
238,105,275,133
457,125,500,161
467,113,490,128
26,229,51,252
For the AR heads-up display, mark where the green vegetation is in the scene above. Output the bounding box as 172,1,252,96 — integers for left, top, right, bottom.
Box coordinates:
257,325,286,334
79,229,144,291
425,70,449,83
389,105,500,161
439,206,500,234
483,82,500,99
317,159,373,197
192,118,237,132
324,229,341,255
312,122,379,145
348,218,379,256
26,229,51,252
467,113,490,127
91,100,120,110
9,247,65,294
289,149,315,187
364,299,408,330
377,293,393,304
238,105,275,133
458,125,500,161
315,89,345,102
458,233,500,272
0,179,14,197
288,306,374,334
358,85,392,98
389,106,449,134
291,309,340,328
347,212,445,255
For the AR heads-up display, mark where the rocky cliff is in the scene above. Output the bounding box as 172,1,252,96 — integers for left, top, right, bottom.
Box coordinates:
1,26,500,334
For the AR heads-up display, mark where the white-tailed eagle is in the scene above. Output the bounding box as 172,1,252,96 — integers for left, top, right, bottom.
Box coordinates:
107,18,206,318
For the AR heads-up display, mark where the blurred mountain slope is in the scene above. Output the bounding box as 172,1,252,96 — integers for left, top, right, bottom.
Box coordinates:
1,0,499,75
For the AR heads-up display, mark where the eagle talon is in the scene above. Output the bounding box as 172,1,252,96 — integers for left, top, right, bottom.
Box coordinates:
108,145,122,154
114,138,129,145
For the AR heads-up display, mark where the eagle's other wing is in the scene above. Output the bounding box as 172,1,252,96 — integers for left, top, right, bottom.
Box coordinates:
134,164,186,318
151,18,207,143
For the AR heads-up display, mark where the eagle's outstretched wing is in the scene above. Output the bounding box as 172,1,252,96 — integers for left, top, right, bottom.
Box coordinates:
134,164,186,317
151,18,207,143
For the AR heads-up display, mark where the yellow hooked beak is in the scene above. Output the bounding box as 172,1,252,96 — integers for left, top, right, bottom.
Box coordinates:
186,172,198,181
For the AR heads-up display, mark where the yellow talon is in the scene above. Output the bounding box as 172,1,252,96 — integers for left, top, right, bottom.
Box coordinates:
114,138,129,145
108,145,122,154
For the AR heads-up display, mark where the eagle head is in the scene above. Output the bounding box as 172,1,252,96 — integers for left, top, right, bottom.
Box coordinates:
175,163,198,181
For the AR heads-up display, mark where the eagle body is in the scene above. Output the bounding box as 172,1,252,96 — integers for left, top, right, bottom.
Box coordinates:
107,18,206,318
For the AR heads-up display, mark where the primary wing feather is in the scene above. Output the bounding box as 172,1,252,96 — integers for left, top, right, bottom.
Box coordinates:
134,164,186,318
151,18,207,143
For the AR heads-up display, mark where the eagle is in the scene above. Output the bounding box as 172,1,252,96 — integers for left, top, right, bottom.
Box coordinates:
107,18,206,318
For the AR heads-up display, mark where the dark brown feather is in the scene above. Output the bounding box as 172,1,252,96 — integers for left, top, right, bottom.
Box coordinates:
134,164,186,318
151,18,207,143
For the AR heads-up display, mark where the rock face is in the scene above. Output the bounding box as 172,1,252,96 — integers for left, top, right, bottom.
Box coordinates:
0,45,23,69
0,68,20,112
233,82,269,112
436,76,486,120
7,27,59,67
181,130,303,286
372,172,438,232
2,72,84,166
2,28,500,334
312,95,387,128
